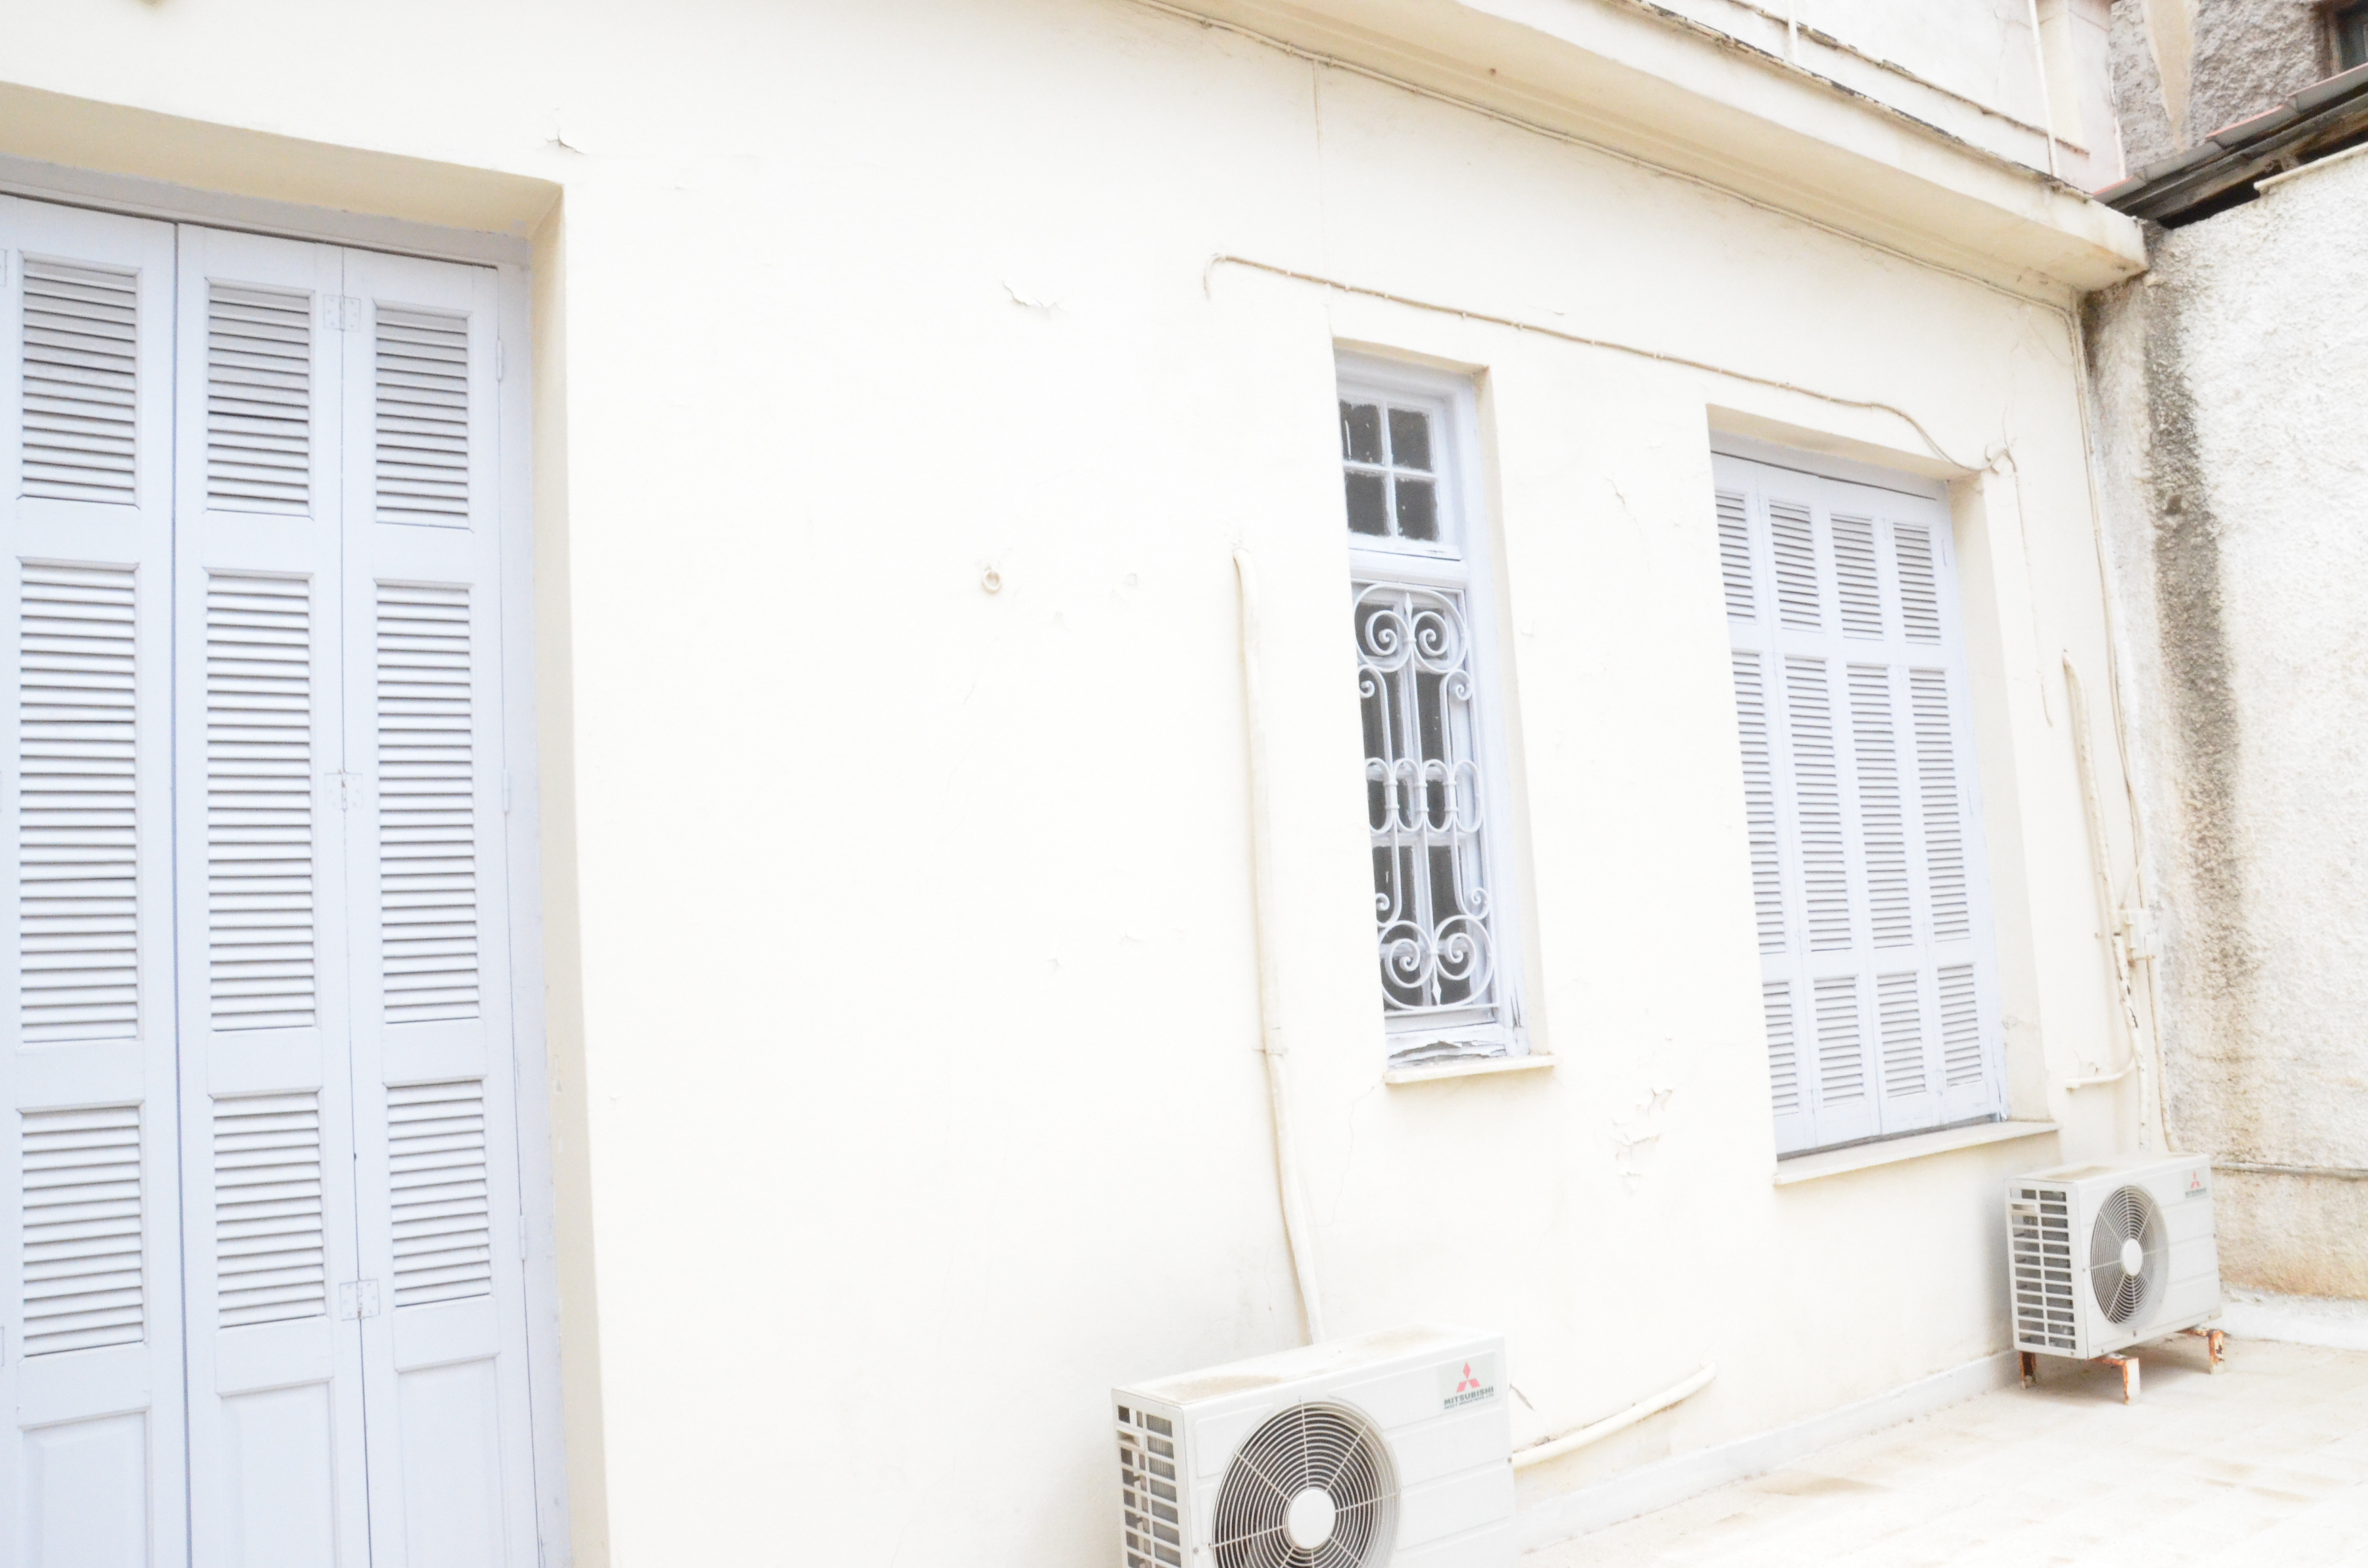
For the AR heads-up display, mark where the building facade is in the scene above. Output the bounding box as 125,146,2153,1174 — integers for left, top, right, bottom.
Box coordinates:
0,1,2169,1562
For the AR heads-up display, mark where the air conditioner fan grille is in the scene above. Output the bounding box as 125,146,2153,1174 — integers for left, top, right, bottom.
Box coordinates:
2090,1183,2167,1327
1212,1401,1397,1568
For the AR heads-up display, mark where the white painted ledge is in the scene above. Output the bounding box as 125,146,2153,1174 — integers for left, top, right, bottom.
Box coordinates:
2219,1289,2368,1352
1772,1120,2059,1186
2257,138,2368,199
1385,1054,1556,1086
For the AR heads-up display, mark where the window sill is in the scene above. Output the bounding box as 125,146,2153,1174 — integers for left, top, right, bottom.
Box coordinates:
1772,1119,2059,1186
1385,1054,1555,1087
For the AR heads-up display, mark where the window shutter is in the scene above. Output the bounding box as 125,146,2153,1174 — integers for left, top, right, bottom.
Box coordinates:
1716,456,2003,1155
337,248,536,1568
0,207,541,1562
169,224,376,1568
0,195,189,1567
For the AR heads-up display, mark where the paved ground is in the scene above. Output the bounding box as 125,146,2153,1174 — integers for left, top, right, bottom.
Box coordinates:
1526,1336,2368,1567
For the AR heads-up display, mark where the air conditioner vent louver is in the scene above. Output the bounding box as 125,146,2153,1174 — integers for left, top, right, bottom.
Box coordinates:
1117,1405,1186,1568
2089,1184,2166,1326
2010,1185,2076,1352
1212,1403,1396,1568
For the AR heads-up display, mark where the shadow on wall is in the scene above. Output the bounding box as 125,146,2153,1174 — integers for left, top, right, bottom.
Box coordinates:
2216,1172,2368,1298
2082,261,2257,1141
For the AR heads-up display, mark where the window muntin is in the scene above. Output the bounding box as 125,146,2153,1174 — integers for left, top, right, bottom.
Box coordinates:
1714,450,2004,1156
1338,368,1519,1061
1340,398,1444,546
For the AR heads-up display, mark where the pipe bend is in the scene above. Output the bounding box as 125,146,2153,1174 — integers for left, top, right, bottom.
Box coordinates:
2064,1059,2138,1090
1510,1364,1716,1471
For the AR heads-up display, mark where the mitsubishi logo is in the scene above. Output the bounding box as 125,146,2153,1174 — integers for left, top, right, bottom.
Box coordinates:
1439,1352,1498,1409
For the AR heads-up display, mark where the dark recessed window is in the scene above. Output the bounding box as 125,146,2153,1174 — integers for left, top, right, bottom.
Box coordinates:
2339,1,2368,73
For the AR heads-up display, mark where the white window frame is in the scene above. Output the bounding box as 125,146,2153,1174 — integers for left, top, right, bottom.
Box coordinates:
1336,354,1525,1065
1713,437,2008,1157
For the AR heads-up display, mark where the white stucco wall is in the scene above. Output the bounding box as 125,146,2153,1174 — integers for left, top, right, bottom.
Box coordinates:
1656,0,2120,184
0,0,2150,1561
1800,0,2050,110
2086,146,2368,1301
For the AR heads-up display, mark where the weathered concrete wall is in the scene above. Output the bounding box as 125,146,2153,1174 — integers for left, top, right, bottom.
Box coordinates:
2109,0,2329,170
2217,1170,2368,1296
2185,0,2326,138
2109,0,2182,169
2085,145,2368,1299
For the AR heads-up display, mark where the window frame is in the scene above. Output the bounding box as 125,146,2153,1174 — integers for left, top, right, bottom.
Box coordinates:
1336,354,1527,1065
2338,0,2368,73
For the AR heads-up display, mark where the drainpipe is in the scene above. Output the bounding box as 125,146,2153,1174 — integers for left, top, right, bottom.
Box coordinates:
2062,657,2152,1142
2025,0,2063,179
1235,548,1327,1344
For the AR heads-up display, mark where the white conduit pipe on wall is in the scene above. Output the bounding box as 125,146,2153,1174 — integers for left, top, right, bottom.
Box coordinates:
2062,657,2151,1122
1511,1365,1718,1471
1235,548,1328,1345
2023,0,2062,181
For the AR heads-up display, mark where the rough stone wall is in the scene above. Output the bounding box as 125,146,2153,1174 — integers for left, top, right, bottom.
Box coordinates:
2109,0,2328,167
2185,0,2328,138
2109,0,2179,168
2084,149,2368,1298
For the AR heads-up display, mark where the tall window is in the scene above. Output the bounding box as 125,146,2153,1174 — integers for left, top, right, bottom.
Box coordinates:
1338,361,1521,1063
1714,448,2005,1155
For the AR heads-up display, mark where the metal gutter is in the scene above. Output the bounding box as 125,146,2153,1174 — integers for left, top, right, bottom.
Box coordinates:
2097,62,2368,226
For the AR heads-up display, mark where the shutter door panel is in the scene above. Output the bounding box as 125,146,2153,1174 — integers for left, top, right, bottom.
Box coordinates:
172,225,374,1568
0,200,543,1564
338,247,534,1568
1716,453,2004,1154
0,195,187,1568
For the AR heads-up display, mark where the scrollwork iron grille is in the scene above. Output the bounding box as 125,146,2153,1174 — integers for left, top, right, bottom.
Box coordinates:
1354,580,1497,1025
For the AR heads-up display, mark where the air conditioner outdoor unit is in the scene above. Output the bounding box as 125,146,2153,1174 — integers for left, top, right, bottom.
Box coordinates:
1112,1325,1513,1568
2008,1152,2221,1362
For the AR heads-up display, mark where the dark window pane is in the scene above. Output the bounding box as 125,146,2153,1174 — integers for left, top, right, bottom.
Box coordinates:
1345,471,1388,535
1416,671,1447,769
1387,408,1432,471
1341,402,1383,464
2345,6,2368,70
1394,478,1438,541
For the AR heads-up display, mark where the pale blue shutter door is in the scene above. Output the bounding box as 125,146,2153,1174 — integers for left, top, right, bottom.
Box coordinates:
170,222,374,1568
0,195,188,1568
337,246,538,1568
1716,452,2005,1154
1718,489,1818,1156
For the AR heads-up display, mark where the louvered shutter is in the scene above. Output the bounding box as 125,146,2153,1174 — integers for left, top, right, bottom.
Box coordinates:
337,247,536,1568
0,197,188,1567
170,225,375,1568
1715,452,2004,1156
